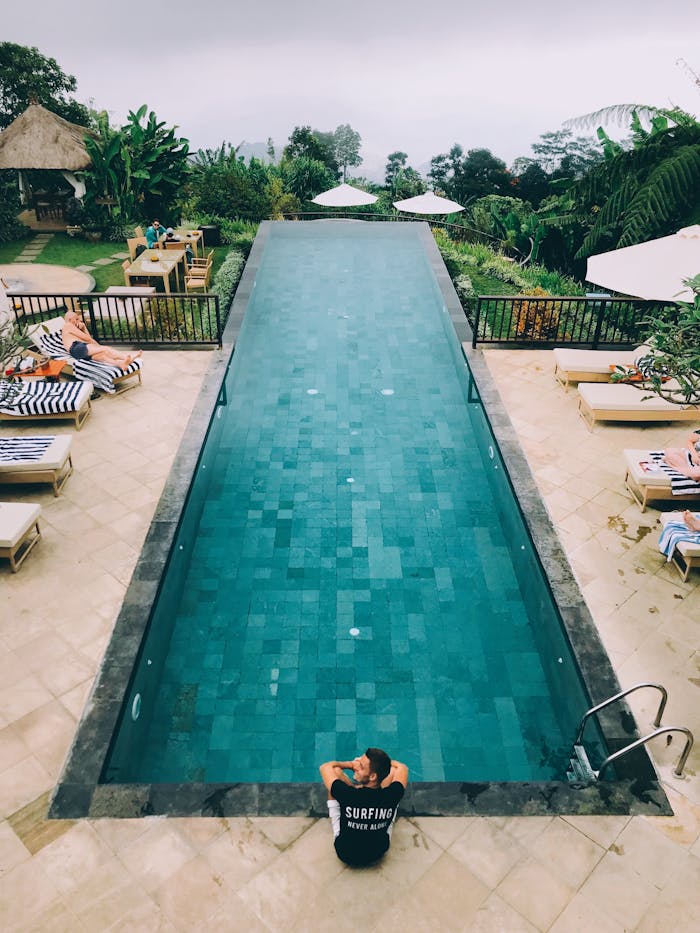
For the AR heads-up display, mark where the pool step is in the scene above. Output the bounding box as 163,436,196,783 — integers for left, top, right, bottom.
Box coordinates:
566,743,596,783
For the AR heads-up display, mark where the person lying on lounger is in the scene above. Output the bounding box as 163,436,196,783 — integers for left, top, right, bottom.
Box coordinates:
61,310,142,371
658,510,700,562
661,430,700,481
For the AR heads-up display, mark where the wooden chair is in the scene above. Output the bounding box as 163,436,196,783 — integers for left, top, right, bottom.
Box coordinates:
134,226,144,237
127,237,148,260
185,258,212,293
163,240,187,252
189,249,214,269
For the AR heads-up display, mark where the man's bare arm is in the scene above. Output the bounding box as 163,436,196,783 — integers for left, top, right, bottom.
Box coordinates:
319,760,355,792
381,759,409,788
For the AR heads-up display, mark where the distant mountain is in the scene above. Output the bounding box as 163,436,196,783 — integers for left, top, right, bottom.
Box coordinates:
236,140,273,163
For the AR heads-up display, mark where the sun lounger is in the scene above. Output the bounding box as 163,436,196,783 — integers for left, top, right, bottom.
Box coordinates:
553,346,648,390
0,435,74,496
0,501,42,572
0,379,93,429
31,327,142,395
658,512,700,581
577,382,700,430
623,449,700,511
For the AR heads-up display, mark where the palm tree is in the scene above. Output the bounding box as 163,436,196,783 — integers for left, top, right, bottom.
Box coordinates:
565,104,700,258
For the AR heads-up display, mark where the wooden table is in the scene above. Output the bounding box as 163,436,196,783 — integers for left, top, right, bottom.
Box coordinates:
19,359,67,381
171,229,203,257
124,250,184,293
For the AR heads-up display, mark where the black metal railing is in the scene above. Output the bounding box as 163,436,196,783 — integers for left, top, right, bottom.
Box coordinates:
10,292,223,348
469,295,677,349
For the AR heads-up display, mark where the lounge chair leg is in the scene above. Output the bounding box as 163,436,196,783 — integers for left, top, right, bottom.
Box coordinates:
53,455,74,496
578,400,595,432
7,520,41,572
671,548,691,583
623,471,647,512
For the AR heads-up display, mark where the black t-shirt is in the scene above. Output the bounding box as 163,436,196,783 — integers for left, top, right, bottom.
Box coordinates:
331,779,405,866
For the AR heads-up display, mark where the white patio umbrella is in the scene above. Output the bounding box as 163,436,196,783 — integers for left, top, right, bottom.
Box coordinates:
586,225,700,303
311,183,378,207
393,192,464,215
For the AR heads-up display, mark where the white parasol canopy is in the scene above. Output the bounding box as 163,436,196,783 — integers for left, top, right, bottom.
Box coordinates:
311,183,378,207
393,192,464,215
586,225,700,303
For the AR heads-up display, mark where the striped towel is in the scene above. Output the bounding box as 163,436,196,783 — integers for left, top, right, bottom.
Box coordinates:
38,331,142,395
0,379,87,415
648,451,700,496
658,519,700,561
0,436,54,462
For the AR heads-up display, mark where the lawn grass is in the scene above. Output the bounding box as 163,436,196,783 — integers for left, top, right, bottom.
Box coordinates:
0,234,230,292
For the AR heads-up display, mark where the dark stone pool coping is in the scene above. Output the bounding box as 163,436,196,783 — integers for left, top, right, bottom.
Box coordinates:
50,221,671,819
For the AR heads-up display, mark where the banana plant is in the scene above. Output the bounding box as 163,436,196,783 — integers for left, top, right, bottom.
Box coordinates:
82,105,190,222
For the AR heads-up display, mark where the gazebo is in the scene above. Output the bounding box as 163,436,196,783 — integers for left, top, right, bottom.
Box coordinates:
0,102,94,204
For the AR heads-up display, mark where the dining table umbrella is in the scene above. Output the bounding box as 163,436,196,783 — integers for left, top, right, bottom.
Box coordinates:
311,183,378,207
393,192,465,215
585,225,700,303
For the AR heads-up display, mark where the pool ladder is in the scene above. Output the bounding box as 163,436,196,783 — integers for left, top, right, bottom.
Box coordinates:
566,682,694,783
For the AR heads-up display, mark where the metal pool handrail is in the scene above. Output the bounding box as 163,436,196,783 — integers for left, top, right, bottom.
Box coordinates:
575,682,668,745
596,726,694,779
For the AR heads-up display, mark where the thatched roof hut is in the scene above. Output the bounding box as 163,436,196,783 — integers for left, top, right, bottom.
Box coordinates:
0,103,94,170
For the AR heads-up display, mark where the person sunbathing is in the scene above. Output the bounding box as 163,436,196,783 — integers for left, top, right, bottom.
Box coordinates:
661,430,700,481
658,510,700,562
61,310,142,371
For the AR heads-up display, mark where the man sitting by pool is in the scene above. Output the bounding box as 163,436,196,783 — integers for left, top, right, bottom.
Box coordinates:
320,749,408,867
61,309,141,371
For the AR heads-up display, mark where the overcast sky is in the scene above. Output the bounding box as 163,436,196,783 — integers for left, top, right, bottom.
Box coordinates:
4,1,700,176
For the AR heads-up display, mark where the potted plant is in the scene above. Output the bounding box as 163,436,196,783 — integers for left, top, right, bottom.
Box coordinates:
80,204,107,242
64,197,85,237
0,319,32,408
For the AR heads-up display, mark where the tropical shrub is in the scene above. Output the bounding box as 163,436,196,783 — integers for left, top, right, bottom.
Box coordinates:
188,157,272,221
84,106,190,223
0,177,30,243
618,274,700,404
567,105,700,257
282,156,336,203
432,228,585,296
0,320,31,406
513,287,561,341
212,249,245,311
453,273,475,303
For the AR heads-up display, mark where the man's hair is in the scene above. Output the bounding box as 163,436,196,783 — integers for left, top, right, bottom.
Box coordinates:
365,747,391,783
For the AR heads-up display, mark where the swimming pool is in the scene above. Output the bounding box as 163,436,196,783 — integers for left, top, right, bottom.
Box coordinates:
53,222,669,817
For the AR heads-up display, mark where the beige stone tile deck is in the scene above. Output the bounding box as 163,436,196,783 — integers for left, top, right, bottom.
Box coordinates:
1,347,699,931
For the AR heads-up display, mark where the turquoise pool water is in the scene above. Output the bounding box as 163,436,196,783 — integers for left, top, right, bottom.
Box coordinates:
105,223,593,784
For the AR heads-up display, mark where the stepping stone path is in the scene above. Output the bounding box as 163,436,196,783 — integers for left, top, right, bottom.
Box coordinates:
15,233,53,262
75,252,132,273
16,235,132,274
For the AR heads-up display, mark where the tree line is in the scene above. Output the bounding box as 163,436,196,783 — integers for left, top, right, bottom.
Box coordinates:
1,41,699,278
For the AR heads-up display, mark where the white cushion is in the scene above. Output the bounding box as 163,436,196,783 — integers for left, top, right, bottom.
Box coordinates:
579,382,698,412
105,286,156,295
0,435,72,474
0,502,41,548
553,347,642,374
623,449,672,487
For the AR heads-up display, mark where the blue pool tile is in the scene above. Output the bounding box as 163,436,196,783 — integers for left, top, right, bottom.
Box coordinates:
120,225,588,786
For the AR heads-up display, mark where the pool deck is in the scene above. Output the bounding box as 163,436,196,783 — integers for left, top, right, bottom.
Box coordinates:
1,347,699,931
